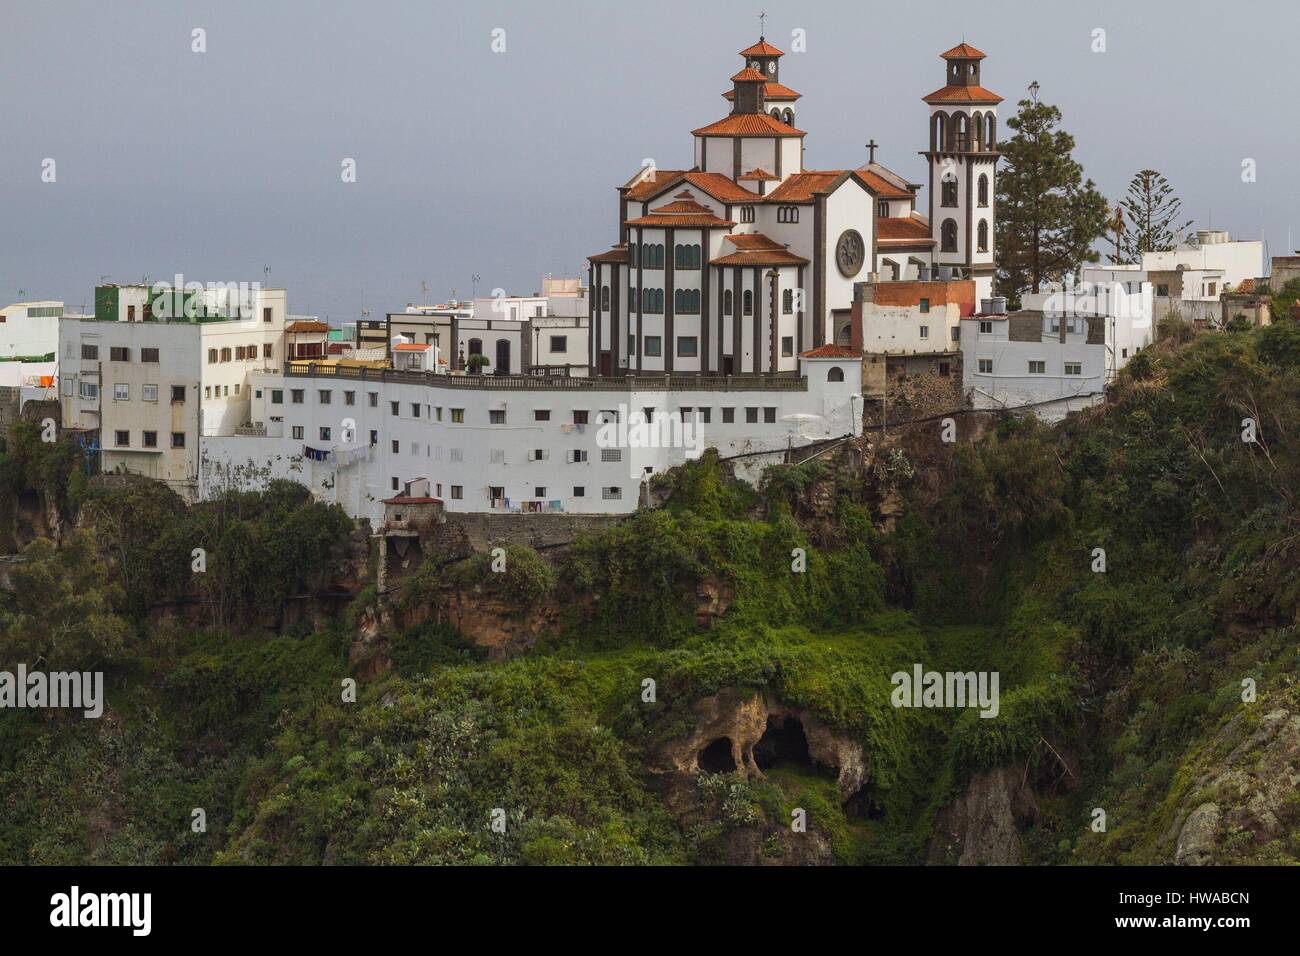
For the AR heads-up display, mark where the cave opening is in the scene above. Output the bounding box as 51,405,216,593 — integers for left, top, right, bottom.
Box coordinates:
753,716,813,770
698,737,737,774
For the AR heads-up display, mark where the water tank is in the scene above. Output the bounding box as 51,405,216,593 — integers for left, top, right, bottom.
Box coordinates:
991,296,1007,314
980,298,993,314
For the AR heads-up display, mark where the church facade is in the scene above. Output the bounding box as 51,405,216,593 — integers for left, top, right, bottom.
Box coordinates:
587,37,1000,377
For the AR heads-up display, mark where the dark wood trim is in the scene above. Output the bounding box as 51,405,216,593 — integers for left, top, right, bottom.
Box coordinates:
665,227,675,373
591,263,599,371
813,195,827,347
701,235,711,374
635,227,643,373
612,264,621,374
768,270,778,373
752,266,762,374
733,138,742,180
964,156,973,267
732,266,742,373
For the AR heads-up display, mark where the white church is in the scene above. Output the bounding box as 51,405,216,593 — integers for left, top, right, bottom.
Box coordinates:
587,36,1001,377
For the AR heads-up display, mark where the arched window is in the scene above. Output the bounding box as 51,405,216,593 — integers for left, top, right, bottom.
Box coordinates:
941,219,958,253
782,108,794,126
674,289,701,314
941,179,958,207
977,220,989,253
954,112,969,151
723,289,733,315
985,114,996,148
777,205,800,223
932,112,947,151
468,337,483,358
600,286,610,310
978,174,989,207
740,206,755,223
742,290,753,315
782,288,793,314
827,366,845,382
770,108,782,119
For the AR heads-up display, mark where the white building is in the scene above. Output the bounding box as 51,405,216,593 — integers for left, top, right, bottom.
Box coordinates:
200,347,864,524
587,37,1001,378
0,301,64,403
961,276,1153,421
1133,231,1264,325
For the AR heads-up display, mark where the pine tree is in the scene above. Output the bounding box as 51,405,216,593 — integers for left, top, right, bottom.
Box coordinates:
995,82,1109,304
1117,169,1192,262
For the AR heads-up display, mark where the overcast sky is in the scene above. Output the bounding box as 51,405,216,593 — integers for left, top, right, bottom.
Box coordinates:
2,0,1294,321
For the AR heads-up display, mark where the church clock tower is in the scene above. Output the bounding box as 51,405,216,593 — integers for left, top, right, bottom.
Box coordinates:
921,42,1001,301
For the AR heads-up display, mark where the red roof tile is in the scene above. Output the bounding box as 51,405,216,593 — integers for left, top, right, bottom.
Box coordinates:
588,245,629,263
738,168,778,181
800,344,862,358
722,82,801,101
624,169,688,201
765,171,845,202
393,342,430,351
711,232,808,265
854,168,913,200
692,113,804,137
731,66,768,82
648,196,717,215
624,210,736,228
876,216,935,244
286,320,330,333
922,84,1003,104
740,39,784,57
941,42,986,59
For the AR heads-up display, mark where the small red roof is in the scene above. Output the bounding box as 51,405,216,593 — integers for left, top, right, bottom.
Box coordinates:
922,84,1003,104
740,39,784,57
738,168,778,181
393,342,430,351
723,81,801,102
876,216,935,244
800,344,862,359
941,42,986,59
692,113,804,138
731,67,767,83
588,244,630,263
286,320,330,333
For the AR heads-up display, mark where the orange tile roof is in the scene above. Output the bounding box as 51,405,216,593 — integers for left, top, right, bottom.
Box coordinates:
624,206,736,227
692,113,804,137
765,171,845,202
649,196,717,215
922,84,1003,104
876,216,935,244
393,342,431,351
800,344,862,358
624,169,688,201
1235,278,1256,293
854,168,913,200
941,42,986,59
738,168,778,181
711,233,809,266
731,67,767,82
740,39,784,57
588,244,629,263
678,171,755,202
726,233,784,250
286,320,330,333
722,82,801,101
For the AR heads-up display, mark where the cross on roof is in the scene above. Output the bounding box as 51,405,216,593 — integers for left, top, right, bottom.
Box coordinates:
865,139,878,163
758,10,766,35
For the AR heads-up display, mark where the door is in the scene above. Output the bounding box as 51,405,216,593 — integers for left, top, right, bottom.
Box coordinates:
495,339,511,375
723,355,734,376
599,351,613,377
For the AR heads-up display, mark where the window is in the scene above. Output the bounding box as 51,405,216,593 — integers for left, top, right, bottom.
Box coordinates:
263,343,273,358
1064,362,1082,375
170,432,186,448
781,336,793,357
534,487,547,499
368,391,379,407
451,408,464,423
601,448,622,462
977,221,989,253
114,383,130,401
979,320,993,334
777,206,800,223
80,381,98,399
602,487,622,500
674,244,702,269
369,430,377,446
142,430,157,448
722,407,735,423
114,430,129,447
941,219,958,252
141,347,159,363
291,389,305,403
764,407,776,424
450,448,464,462
1156,284,1170,297
941,179,958,207
739,206,755,223
450,485,463,500
644,336,662,357
919,325,930,340
723,289,733,315
827,366,845,383
109,347,131,362
142,384,158,402
319,389,331,404
345,391,355,406
782,289,794,314
549,335,567,352
975,359,993,374
411,402,421,417
919,298,930,314
1028,360,1046,374
81,343,98,360
677,336,698,357
570,449,589,463
391,439,400,453
392,477,400,491
208,349,218,364
489,409,506,424
263,307,272,323
978,174,989,207
573,409,589,425
320,427,332,441
698,407,711,423
641,288,664,314
390,401,399,415
743,290,753,315
673,289,701,314
878,201,890,218
600,286,610,310
572,486,586,498
221,348,231,362
235,346,246,360
527,449,549,462
292,425,304,440
171,385,186,402
746,407,759,424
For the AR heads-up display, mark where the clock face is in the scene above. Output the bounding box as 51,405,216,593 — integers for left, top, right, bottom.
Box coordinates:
749,60,760,70
835,230,866,278
767,61,776,74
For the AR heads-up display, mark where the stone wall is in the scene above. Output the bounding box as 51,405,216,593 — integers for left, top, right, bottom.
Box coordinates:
440,511,624,553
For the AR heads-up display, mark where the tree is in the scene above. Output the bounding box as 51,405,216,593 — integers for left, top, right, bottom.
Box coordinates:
1117,169,1192,262
995,82,1109,305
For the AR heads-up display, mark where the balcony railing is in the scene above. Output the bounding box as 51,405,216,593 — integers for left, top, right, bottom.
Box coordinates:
284,362,807,392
